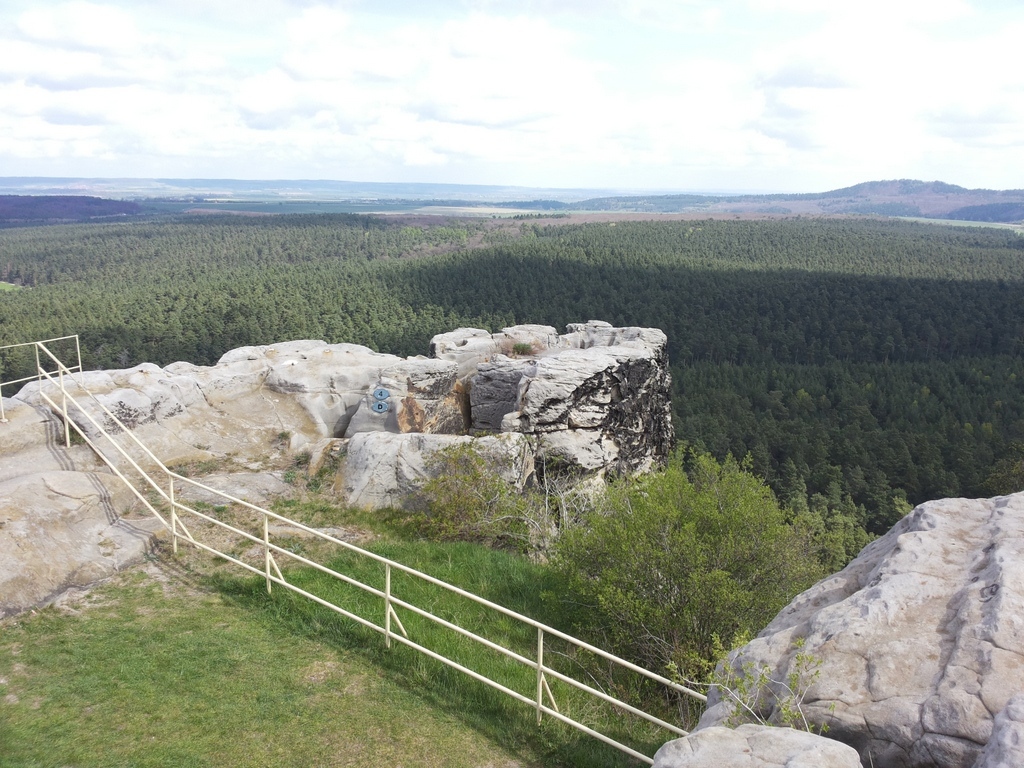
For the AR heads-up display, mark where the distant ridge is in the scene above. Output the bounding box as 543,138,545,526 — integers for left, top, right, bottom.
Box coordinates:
568,179,1024,222
0,178,1022,225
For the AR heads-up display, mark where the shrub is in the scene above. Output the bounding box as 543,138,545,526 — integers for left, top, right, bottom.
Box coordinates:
413,443,535,549
552,451,825,683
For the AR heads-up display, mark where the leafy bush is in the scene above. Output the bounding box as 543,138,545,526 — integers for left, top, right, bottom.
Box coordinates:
552,451,825,682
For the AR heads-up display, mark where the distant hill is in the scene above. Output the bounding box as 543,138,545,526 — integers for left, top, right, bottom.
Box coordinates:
569,180,1024,222
0,195,142,225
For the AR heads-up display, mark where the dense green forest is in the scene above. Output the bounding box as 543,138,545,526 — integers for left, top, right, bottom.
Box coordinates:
3,214,1024,535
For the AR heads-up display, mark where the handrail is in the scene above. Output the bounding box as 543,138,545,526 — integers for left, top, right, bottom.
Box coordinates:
0,334,81,422
2,337,705,764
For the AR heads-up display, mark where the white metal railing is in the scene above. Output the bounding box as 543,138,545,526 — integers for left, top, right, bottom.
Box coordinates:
0,334,82,424
1,336,706,764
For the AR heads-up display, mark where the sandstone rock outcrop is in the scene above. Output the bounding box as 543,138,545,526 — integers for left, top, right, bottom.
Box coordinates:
10,321,671,510
1,321,671,614
697,494,1024,768
653,724,862,768
436,321,673,477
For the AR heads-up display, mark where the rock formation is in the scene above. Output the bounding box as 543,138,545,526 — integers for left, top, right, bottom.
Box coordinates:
1,321,671,615
695,494,1024,768
973,694,1024,768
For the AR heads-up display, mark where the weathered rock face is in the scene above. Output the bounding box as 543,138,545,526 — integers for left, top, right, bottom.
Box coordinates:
653,724,862,768
437,321,674,477
697,494,1024,768
973,694,1024,768
11,321,671,510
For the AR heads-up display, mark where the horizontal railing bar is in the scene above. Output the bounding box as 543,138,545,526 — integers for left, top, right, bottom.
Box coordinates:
268,573,387,635
1,372,58,390
0,335,80,352
389,594,537,669
539,705,655,765
265,542,388,598
170,503,394,603
177,537,389,636
541,665,689,736
389,623,656,765
389,631,536,708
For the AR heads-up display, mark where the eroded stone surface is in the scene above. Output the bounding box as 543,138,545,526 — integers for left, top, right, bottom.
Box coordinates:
653,724,862,768
972,694,1024,768
697,494,1024,768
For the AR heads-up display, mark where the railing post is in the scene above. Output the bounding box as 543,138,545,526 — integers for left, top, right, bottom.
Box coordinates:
264,513,272,594
59,363,70,448
536,627,544,725
169,475,178,555
385,564,392,649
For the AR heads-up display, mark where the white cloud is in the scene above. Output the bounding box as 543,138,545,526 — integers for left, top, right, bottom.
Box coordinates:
0,0,1021,188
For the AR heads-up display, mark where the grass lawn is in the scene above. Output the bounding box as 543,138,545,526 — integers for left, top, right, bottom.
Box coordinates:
0,524,671,767
0,560,536,768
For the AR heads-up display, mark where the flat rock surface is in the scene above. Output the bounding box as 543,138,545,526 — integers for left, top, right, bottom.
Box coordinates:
171,471,294,507
698,494,1024,768
0,469,164,617
654,724,862,768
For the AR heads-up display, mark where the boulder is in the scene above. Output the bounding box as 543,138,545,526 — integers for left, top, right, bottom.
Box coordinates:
653,724,861,768
698,494,1024,768
436,321,674,477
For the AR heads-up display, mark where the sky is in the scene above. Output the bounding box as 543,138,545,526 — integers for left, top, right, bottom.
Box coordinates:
0,0,1022,193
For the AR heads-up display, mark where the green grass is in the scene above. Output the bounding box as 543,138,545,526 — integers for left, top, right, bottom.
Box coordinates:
0,534,682,767
0,565,534,768
217,540,680,766
0,282,19,292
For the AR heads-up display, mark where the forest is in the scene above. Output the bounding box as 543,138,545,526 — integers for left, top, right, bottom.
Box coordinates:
2,213,1024,539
